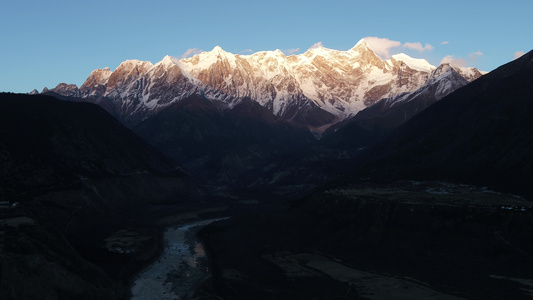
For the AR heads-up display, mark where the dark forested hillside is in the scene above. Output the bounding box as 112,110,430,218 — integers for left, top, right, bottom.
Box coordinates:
0,93,198,299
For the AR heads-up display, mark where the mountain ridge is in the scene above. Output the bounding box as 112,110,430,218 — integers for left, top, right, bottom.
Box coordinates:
320,62,480,151
357,49,533,196
44,39,483,130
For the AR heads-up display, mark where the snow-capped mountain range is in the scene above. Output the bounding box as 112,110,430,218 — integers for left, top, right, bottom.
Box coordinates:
44,38,483,129
364,63,480,116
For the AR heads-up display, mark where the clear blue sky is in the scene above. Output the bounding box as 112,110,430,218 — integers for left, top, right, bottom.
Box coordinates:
1,0,531,93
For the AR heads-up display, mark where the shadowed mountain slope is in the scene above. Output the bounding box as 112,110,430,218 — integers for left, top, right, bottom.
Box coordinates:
0,93,194,204
0,93,198,299
321,63,481,150
132,94,316,194
359,49,533,197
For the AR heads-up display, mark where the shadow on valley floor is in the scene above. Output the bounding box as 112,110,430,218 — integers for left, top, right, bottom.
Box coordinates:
194,181,533,300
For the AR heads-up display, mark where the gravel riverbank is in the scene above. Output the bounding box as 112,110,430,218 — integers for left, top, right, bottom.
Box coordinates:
130,218,226,300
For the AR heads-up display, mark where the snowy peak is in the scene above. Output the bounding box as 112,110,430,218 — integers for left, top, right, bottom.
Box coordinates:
350,38,370,51
212,45,224,53
83,67,113,87
115,59,153,73
209,45,232,60
390,53,435,72
210,45,231,58
49,83,81,97
174,43,438,118
349,38,380,59
431,63,458,79
457,66,484,82
273,49,285,56
431,63,483,82
181,45,238,70
159,55,179,66
302,46,336,60
47,39,485,129
347,40,386,70
104,60,153,90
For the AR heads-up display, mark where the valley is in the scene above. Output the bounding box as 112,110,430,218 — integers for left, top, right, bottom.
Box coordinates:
194,181,533,300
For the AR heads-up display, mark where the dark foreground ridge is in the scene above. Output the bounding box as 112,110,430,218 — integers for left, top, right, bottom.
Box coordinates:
0,93,200,299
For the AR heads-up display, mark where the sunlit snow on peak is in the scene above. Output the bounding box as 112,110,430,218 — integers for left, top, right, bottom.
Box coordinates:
353,38,369,48
50,38,483,132
160,55,180,66
390,53,435,72
212,45,225,53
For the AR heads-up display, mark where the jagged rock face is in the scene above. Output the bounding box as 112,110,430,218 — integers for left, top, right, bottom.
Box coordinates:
46,39,482,128
361,63,482,117
80,67,112,98
178,41,436,117
75,57,202,125
320,62,484,150
360,49,533,196
48,83,82,98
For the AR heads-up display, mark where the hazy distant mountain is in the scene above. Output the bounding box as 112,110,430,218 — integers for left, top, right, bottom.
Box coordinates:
45,39,482,130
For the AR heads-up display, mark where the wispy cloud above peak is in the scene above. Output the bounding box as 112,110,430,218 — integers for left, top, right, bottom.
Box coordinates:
403,42,434,52
441,51,483,68
309,42,324,49
363,37,402,59
468,51,483,65
364,37,434,59
441,55,467,67
514,51,525,60
181,48,204,58
239,49,253,54
282,48,300,55
441,41,449,45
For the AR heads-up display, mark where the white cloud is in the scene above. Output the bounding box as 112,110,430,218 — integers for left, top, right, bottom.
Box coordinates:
364,37,434,58
364,37,402,59
514,51,525,60
181,48,203,58
468,51,483,64
441,41,449,45
309,42,324,49
282,48,300,55
440,55,467,67
403,42,434,52
441,51,483,68
469,51,483,58
239,49,253,54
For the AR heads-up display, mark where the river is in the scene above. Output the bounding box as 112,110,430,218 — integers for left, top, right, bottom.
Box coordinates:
130,218,226,300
